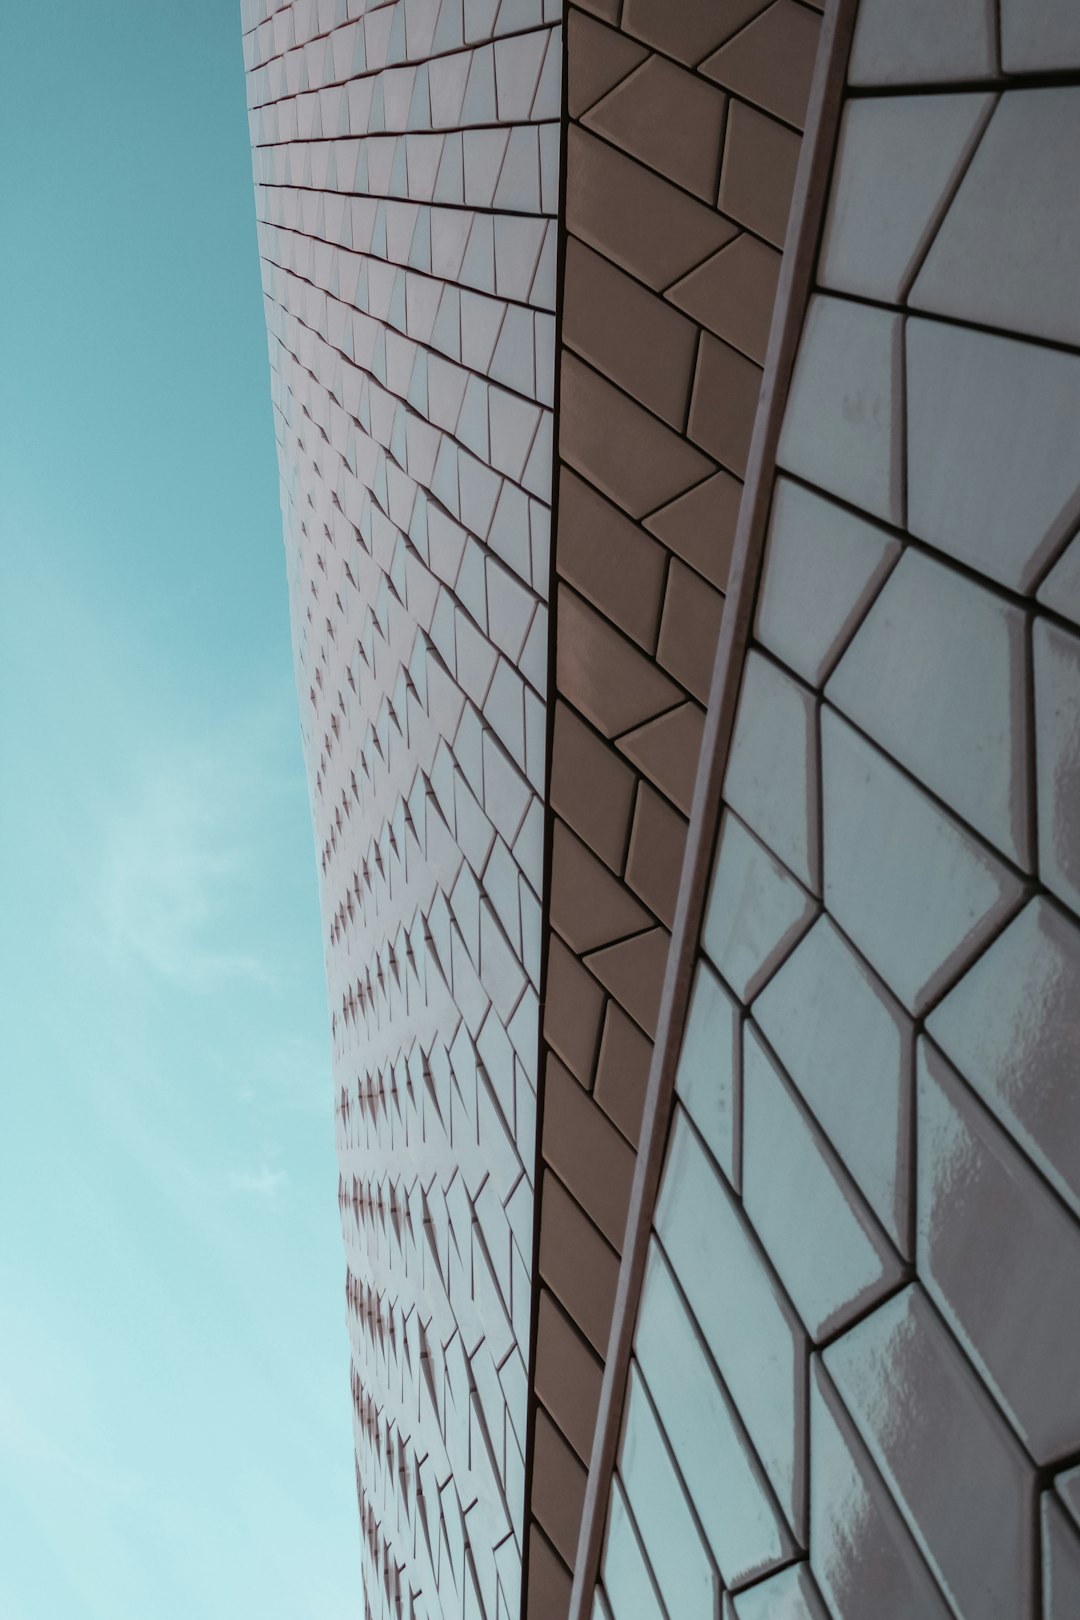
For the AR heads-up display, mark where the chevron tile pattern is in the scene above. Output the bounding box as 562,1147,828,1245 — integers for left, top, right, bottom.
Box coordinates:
241,3,560,1616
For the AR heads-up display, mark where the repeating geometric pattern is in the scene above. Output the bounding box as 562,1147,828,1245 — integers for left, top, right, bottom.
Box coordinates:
594,7,1080,1620
240,3,560,1617
526,3,824,1614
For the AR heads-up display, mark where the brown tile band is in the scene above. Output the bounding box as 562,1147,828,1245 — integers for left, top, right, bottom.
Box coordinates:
565,1,860,1611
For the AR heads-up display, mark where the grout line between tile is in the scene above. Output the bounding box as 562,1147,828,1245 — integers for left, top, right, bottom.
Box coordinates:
518,3,573,1605
566,3,860,1609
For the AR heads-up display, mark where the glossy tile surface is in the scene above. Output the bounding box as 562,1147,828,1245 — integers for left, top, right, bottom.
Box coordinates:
617,1367,717,1619
753,917,912,1254
827,547,1031,865
928,897,1080,1219
634,1243,795,1588
702,812,816,1003
590,14,1080,1620
809,1360,954,1620
917,1038,1080,1463
656,1107,808,1540
727,1562,828,1620
674,959,739,1184
821,708,1023,1014
824,1286,1035,1620
742,1025,903,1341
1035,618,1080,915
724,652,820,892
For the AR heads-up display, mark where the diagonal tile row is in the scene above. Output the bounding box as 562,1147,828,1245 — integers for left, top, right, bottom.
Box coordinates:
526,3,826,1615
243,3,559,1617
594,9,1080,1620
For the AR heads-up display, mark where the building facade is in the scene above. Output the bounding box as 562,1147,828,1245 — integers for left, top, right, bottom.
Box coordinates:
243,2,1080,1617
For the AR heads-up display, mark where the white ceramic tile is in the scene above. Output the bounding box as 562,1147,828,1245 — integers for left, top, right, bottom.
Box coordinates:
1001,0,1080,68
656,1107,808,1540
777,295,905,527
848,0,996,85
809,1360,953,1620
600,1476,666,1620
702,812,817,1004
753,916,912,1254
674,959,739,1186
928,897,1080,1220
824,1286,1035,1620
1038,531,1080,628
912,90,1080,348
634,1242,795,1589
827,548,1032,867
618,1366,717,1620
754,478,900,688
1035,619,1080,915
729,1561,829,1620
724,652,819,891
820,93,993,302
906,318,1080,593
742,1026,904,1341
1003,0,1080,68
821,709,1023,1015
918,1038,1080,1465
1059,1465,1080,1528
1043,1494,1080,1620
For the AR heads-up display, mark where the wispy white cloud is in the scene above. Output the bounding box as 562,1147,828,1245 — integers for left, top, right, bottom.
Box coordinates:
95,745,275,990
226,1164,288,1196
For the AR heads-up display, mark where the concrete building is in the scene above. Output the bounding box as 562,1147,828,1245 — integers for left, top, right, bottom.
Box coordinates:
243,2,1080,1616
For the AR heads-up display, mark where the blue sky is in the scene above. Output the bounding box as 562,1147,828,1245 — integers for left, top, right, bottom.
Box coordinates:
0,4,360,1615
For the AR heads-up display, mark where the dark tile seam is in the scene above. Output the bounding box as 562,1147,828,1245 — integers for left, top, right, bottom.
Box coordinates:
519,2,573,1608
566,1,860,1610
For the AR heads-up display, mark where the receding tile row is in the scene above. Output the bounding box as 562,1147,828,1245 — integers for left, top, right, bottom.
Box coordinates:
245,3,561,1617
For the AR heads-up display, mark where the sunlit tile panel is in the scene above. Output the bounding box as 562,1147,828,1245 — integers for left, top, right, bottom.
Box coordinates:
241,3,560,1616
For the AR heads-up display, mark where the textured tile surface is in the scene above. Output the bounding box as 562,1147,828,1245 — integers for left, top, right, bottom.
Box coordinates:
927,897,1080,1219
742,1025,904,1340
541,4,822,1606
827,547,1032,866
635,1242,795,1588
246,9,1080,1619
819,92,993,303
656,1107,809,1542
754,917,913,1253
592,28,1080,1620
911,89,1080,347
778,295,905,525
906,318,1080,593
241,2,559,1615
